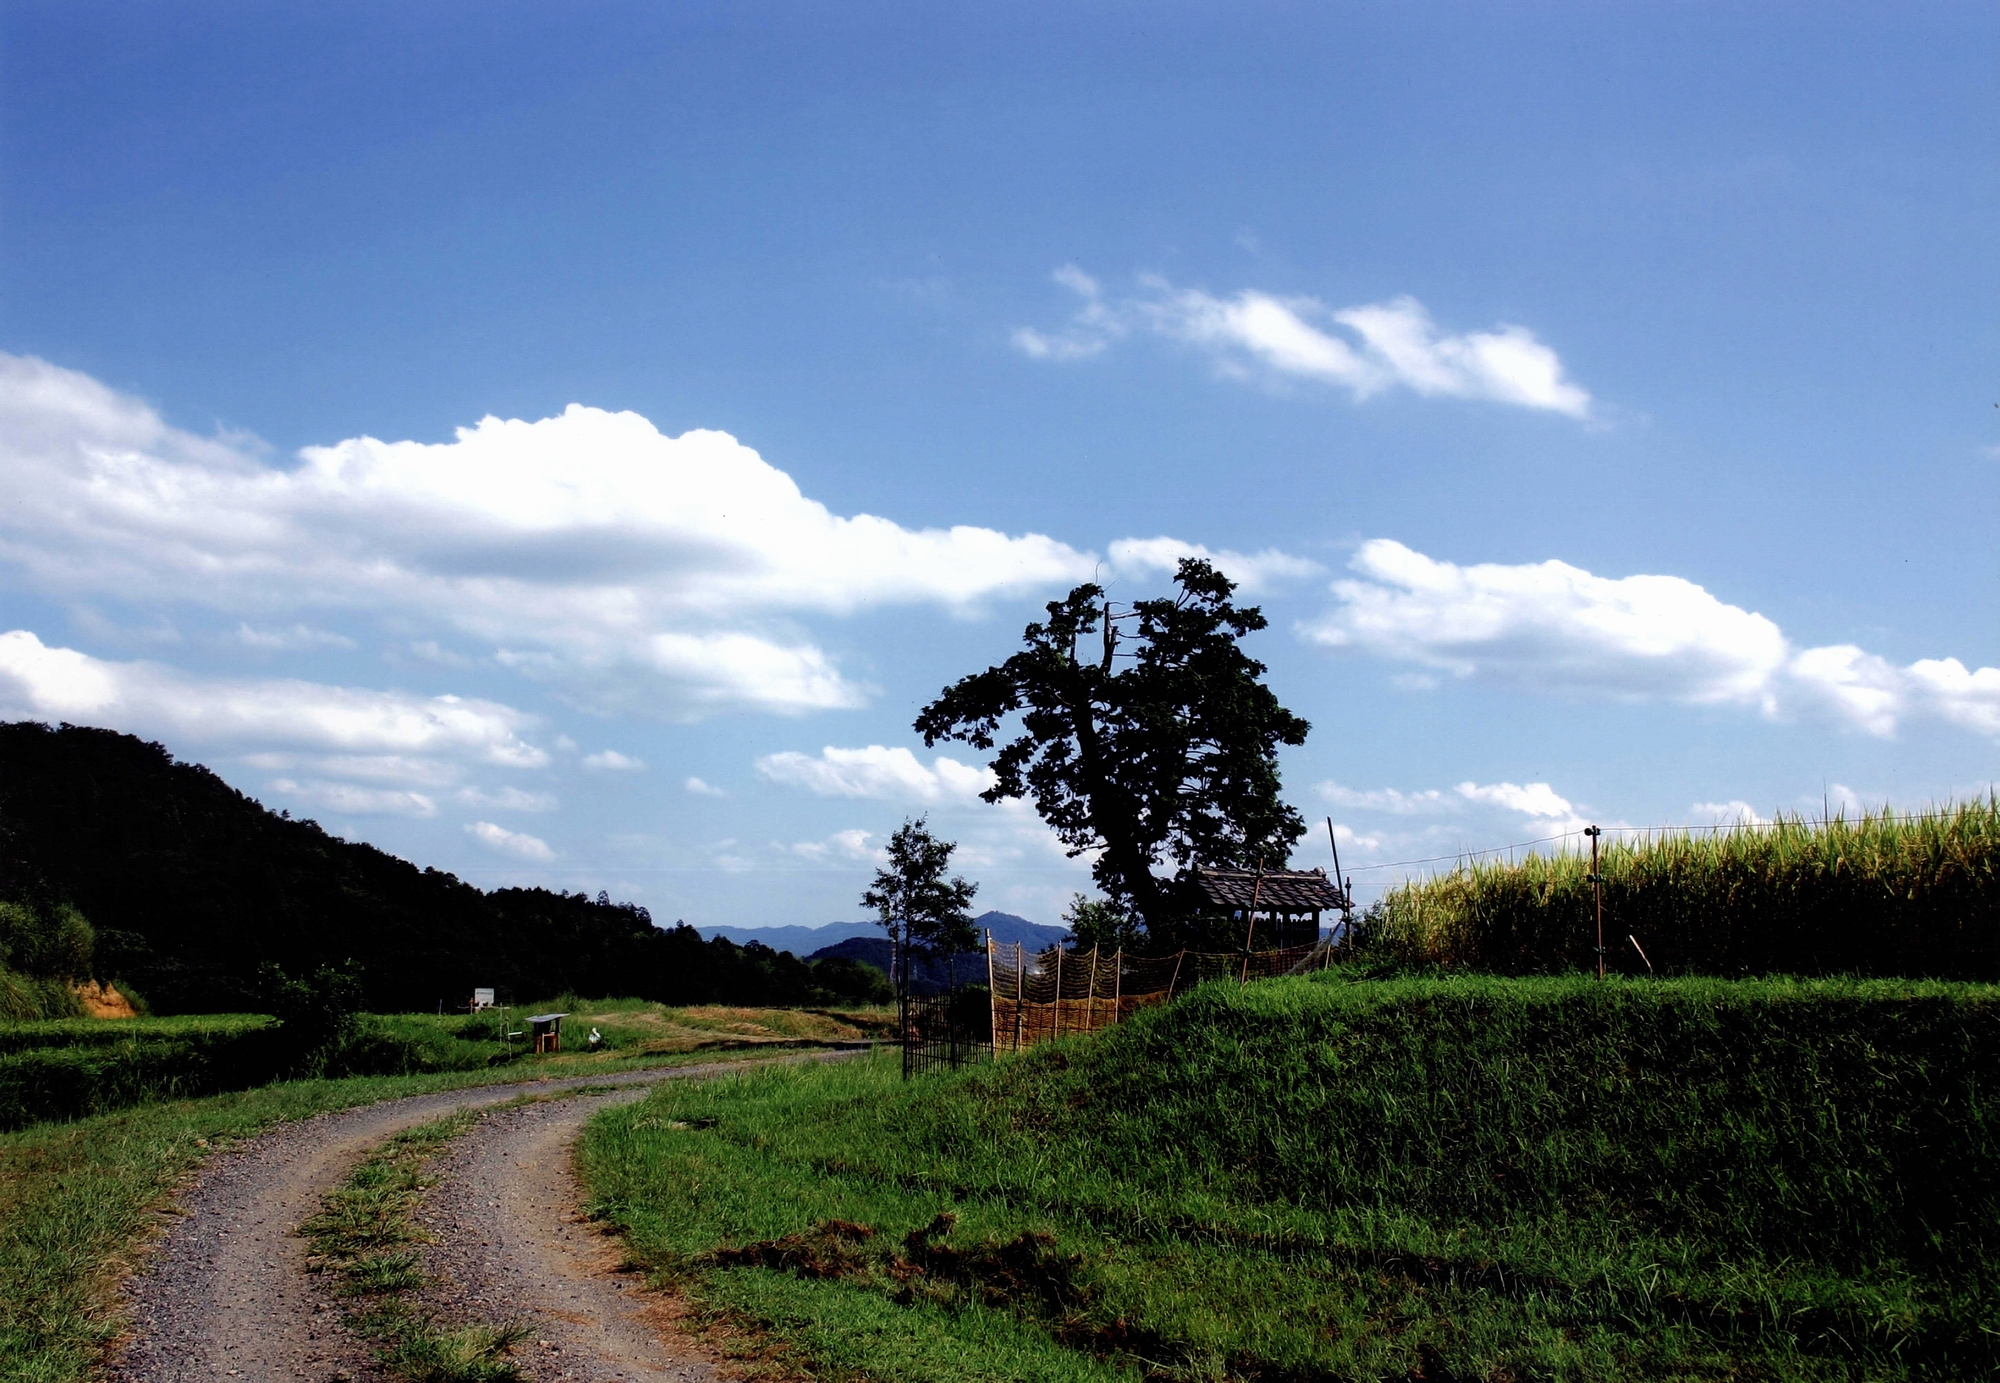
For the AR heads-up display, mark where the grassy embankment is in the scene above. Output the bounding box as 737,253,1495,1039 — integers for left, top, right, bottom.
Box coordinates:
0,1000,889,1383
1370,798,2000,978
582,973,1999,1382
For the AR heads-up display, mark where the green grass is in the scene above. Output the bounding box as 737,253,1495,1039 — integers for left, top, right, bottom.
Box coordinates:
580,972,2000,1382
1372,797,2000,978
0,1033,828,1383
0,1013,271,1056
302,1110,527,1382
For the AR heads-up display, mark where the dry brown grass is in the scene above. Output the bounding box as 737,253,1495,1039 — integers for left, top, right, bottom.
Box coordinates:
560,1003,895,1055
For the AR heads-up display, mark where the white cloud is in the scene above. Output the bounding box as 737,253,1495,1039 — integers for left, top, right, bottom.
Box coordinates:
683,775,725,797
1691,800,1768,825
584,749,645,771
787,828,880,863
1107,537,1323,594
0,354,1096,717
755,744,994,803
1455,780,1575,820
236,623,357,651
1318,782,1454,815
465,820,554,861
1304,539,2000,740
1321,776,1591,834
1014,272,1592,417
269,778,438,818
1904,658,2000,737
1454,780,1591,834
1010,265,1126,360
0,628,546,764
242,753,463,788
455,785,557,813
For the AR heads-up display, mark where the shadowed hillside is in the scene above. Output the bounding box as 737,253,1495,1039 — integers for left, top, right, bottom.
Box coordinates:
0,722,886,1014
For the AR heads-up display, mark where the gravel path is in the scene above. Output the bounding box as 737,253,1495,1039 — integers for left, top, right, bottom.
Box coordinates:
109,1054,853,1383
412,1091,720,1381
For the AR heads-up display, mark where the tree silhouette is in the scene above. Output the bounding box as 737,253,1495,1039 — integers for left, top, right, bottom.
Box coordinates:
916,558,1307,947
861,817,978,1012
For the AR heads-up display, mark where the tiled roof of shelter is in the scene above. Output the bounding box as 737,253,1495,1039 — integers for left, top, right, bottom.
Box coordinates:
1192,867,1346,912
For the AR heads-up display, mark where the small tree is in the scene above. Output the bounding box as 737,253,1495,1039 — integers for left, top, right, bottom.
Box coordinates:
861,817,978,1020
1062,893,1144,954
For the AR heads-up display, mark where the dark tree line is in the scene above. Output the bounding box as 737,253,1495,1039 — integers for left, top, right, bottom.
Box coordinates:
0,721,886,1013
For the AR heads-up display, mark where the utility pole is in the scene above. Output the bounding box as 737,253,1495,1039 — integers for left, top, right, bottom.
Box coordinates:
1325,817,1351,947
1585,825,1605,980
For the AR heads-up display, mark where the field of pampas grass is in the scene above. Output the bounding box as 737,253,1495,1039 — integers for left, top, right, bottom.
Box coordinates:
1369,797,2000,978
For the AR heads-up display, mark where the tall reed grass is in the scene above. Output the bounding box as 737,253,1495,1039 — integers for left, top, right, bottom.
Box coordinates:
1371,797,2000,978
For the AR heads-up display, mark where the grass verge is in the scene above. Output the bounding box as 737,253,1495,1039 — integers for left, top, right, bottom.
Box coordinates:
302,1110,525,1383
580,973,2000,1383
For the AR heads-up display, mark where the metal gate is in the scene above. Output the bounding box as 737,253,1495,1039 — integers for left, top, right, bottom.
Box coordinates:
901,988,990,1077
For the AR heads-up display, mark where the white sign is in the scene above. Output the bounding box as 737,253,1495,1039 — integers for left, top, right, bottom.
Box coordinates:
471,988,495,1010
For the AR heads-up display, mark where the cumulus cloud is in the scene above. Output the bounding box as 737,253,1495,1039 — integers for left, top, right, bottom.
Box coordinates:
1454,781,1591,834
1318,782,1454,815
269,779,438,818
1304,540,2000,739
0,354,1096,717
1692,800,1768,825
455,785,557,813
1321,777,1592,834
465,820,554,861
1014,270,1592,417
683,775,725,797
787,828,880,863
0,628,546,765
1107,537,1322,594
242,753,464,787
583,749,645,771
236,623,357,651
754,744,994,803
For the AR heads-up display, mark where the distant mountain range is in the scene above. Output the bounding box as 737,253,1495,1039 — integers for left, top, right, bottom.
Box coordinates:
698,910,1067,957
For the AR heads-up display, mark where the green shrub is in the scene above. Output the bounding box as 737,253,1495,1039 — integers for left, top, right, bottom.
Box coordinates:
0,970,85,1022
0,1013,496,1129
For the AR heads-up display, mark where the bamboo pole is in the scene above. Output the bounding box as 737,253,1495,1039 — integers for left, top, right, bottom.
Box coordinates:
1052,945,1063,1040
1242,859,1266,983
988,935,1000,1063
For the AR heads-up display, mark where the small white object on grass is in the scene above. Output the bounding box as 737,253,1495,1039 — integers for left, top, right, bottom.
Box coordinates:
588,1026,602,1048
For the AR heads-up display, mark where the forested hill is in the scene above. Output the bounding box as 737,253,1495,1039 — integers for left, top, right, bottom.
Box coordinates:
0,721,885,1014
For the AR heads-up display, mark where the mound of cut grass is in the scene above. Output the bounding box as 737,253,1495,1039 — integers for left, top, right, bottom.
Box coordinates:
581,972,2000,1382
1372,798,2000,978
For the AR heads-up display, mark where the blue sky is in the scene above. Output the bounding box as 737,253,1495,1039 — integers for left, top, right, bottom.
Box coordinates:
1,2,1993,929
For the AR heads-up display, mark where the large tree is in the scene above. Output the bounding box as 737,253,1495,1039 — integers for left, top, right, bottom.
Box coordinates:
915,558,1308,945
861,817,979,1002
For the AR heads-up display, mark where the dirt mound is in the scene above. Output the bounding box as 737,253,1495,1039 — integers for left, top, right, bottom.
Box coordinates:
74,980,139,1018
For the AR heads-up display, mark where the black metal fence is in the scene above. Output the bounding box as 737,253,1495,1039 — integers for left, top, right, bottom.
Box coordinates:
901,987,990,1077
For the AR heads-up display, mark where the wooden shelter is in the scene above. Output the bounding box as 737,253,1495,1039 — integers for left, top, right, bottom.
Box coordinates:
525,1012,568,1054
1192,867,1348,949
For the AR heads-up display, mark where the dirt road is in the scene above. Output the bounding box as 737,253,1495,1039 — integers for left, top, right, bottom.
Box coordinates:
110,1056,847,1382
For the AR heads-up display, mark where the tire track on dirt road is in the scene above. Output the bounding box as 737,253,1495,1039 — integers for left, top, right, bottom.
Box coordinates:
110,1053,858,1382
411,1089,719,1381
